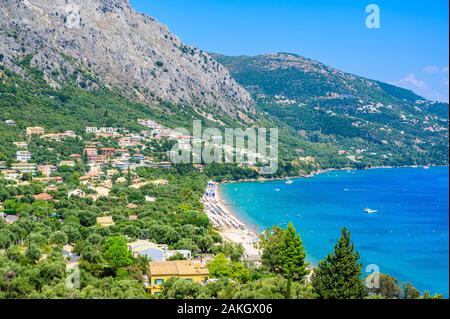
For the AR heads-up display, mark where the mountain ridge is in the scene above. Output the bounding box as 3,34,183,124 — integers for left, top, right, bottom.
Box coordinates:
0,0,255,120
213,52,449,167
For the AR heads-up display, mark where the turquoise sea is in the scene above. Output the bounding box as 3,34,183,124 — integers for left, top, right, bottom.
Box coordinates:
219,167,449,296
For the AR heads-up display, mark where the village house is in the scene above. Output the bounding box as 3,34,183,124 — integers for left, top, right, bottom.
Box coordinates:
33,176,63,183
128,214,138,221
62,245,74,258
132,153,144,162
0,212,19,224
113,160,130,171
85,127,98,134
14,142,28,149
1,170,19,181
68,189,86,198
96,216,115,227
128,240,192,263
26,126,45,136
99,148,116,157
59,160,76,167
138,119,162,129
45,185,58,192
106,169,119,178
11,163,36,174
38,165,57,177
16,151,32,162
79,169,101,182
69,154,82,160
147,260,209,295
144,161,172,169
40,133,62,141
98,127,117,134
34,193,53,201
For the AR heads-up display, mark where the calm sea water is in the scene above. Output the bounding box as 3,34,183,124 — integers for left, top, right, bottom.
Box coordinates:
219,167,449,296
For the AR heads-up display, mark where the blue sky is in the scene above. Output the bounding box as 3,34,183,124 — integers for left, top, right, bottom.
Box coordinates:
131,0,449,102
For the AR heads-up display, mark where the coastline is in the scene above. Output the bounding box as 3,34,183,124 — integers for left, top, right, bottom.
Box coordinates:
202,184,261,261
213,165,449,295
219,164,445,185
205,165,447,262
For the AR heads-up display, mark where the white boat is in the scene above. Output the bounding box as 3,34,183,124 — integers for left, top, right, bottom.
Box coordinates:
285,180,294,184
423,166,430,170
364,208,378,214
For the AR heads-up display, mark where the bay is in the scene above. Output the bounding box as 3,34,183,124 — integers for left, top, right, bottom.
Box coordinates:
219,167,449,296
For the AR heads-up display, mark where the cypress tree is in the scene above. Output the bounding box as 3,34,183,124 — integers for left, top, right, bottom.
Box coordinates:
282,223,308,299
312,227,367,299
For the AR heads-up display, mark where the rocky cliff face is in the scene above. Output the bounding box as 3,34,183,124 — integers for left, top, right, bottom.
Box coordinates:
0,0,255,118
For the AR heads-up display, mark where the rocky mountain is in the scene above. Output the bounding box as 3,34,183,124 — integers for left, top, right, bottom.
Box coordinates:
0,1,447,168
0,0,254,119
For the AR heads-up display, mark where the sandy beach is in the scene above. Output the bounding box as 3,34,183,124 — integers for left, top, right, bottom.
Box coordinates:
202,182,261,261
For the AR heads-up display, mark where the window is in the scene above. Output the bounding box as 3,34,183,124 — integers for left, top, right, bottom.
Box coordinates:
154,279,164,285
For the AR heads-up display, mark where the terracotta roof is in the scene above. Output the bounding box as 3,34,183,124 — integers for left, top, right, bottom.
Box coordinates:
148,260,209,276
34,193,53,201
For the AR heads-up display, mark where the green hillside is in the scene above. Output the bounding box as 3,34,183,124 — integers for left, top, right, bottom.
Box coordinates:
214,53,449,168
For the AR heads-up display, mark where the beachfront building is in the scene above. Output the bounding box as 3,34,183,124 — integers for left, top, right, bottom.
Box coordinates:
147,260,209,295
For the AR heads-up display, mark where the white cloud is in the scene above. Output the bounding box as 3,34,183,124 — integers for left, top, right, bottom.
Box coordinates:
394,73,427,88
422,65,448,75
423,65,440,74
392,73,448,102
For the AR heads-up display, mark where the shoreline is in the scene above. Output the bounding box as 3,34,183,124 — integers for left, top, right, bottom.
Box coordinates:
202,184,261,261
219,164,446,185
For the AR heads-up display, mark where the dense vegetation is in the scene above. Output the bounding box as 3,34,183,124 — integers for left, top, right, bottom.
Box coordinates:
0,53,447,300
